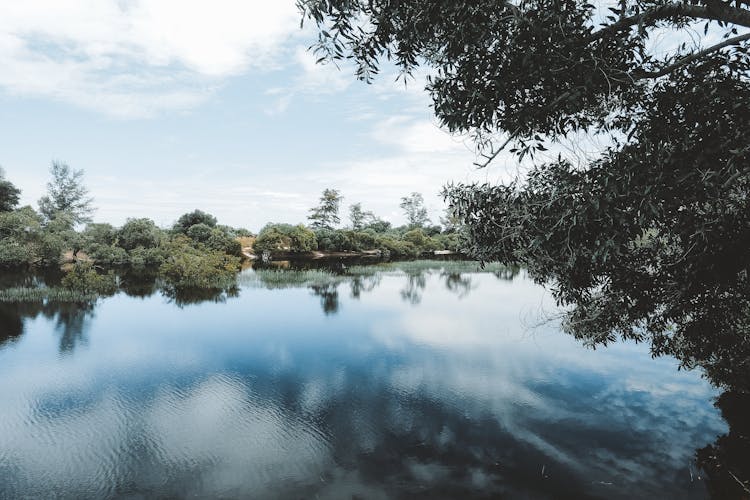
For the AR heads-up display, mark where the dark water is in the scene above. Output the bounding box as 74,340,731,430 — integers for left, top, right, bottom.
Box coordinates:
0,262,738,498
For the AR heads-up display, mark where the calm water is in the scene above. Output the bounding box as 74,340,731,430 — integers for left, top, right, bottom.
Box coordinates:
0,262,731,498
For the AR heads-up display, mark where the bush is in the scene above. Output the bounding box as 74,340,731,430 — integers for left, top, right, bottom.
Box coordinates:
86,243,130,265
129,246,168,268
375,236,419,258
254,224,317,254
172,209,217,233
82,223,116,247
159,236,240,288
206,228,242,256
186,223,213,243
61,261,117,295
118,218,163,251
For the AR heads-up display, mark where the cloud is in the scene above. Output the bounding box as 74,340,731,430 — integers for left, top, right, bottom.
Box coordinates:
263,46,353,115
0,1,300,117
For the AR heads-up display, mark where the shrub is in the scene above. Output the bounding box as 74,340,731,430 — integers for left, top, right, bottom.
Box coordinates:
206,228,242,256
172,209,217,233
129,246,168,268
87,243,130,265
159,236,240,288
61,261,117,295
117,218,163,251
255,224,317,254
375,236,419,258
186,223,213,243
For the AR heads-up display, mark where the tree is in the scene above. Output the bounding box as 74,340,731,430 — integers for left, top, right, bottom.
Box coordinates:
38,161,94,226
399,192,430,228
308,188,343,229
300,3,750,366
173,209,218,234
0,168,21,212
117,218,163,251
349,202,375,230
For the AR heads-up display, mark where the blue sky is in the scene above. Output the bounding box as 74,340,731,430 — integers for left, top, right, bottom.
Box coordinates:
0,1,515,231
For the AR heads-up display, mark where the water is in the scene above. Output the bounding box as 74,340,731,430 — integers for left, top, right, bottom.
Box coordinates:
0,262,732,498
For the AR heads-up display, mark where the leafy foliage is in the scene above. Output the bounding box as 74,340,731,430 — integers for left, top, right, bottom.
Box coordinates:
254,223,318,254
400,192,430,228
159,235,240,289
172,209,218,233
38,161,94,226
308,188,343,229
61,261,117,295
0,168,21,213
349,202,376,230
300,0,750,386
117,218,163,251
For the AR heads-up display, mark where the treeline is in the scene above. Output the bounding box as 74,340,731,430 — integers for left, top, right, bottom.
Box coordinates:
0,163,249,290
255,189,467,259
0,164,467,292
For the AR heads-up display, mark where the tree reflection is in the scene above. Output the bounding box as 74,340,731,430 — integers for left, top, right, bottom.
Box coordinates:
697,392,750,498
0,303,24,345
53,302,94,353
310,284,340,315
441,271,474,298
162,285,240,307
400,271,427,305
349,275,380,299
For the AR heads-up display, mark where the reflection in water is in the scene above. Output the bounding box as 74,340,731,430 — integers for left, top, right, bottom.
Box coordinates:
698,392,750,498
0,261,747,498
310,283,340,315
0,300,94,354
400,271,427,305
54,302,94,353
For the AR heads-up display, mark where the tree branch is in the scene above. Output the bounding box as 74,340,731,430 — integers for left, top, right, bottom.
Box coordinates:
633,31,750,78
587,2,750,42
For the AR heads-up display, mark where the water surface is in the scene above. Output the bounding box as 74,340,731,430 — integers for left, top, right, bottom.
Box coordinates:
0,262,730,498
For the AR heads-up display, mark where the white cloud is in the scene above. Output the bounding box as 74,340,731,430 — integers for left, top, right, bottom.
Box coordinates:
371,115,471,154
263,46,353,115
0,1,300,117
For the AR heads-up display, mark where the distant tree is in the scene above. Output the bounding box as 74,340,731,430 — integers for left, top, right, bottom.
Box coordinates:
117,218,163,251
308,189,343,230
364,218,391,233
440,206,463,233
0,168,21,212
173,209,218,233
349,203,375,230
254,223,317,254
400,192,430,228
38,161,94,226
186,223,214,243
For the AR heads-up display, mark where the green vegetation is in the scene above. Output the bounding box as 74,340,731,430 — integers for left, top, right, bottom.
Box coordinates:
0,167,21,213
0,168,470,300
300,1,750,375
38,161,94,227
254,223,318,255
308,188,343,230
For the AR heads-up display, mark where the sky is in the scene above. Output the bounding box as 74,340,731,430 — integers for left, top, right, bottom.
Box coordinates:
0,0,518,231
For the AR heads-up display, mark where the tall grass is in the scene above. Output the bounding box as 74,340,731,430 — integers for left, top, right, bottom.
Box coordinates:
238,269,343,289
0,287,98,303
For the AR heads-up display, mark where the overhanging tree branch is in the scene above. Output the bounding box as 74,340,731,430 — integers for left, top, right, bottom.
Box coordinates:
587,2,750,41
634,31,750,78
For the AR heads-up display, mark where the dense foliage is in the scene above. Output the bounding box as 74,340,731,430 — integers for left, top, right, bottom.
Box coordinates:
0,168,21,213
299,1,750,368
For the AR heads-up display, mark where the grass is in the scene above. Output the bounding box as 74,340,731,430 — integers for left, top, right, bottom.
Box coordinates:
0,287,98,303
346,259,515,276
238,268,344,289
